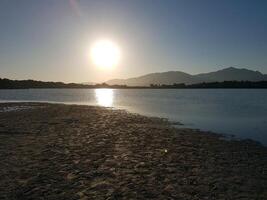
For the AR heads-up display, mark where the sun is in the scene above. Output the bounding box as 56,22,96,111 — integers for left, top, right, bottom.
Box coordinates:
90,40,120,69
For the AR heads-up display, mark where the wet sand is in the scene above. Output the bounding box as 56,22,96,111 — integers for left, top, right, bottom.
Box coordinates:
0,102,266,199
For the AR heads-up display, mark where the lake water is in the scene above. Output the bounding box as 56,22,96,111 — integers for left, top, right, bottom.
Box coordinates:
0,89,267,145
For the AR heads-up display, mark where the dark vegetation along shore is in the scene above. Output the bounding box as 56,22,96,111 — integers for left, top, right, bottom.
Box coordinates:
0,103,267,199
1,78,267,89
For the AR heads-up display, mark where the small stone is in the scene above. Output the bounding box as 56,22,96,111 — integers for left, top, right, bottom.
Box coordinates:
67,173,76,180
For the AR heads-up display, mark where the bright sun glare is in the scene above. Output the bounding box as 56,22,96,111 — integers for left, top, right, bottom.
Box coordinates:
95,89,114,107
90,40,120,69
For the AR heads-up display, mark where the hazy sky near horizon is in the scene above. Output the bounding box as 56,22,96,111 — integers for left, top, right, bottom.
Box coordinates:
0,0,267,83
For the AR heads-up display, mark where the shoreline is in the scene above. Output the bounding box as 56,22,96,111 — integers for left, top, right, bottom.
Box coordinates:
0,102,266,199
0,100,265,147
4,87,267,90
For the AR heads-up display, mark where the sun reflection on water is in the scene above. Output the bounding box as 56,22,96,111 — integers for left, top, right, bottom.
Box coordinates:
95,89,114,107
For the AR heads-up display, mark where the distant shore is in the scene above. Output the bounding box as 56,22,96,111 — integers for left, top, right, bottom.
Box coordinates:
0,102,266,199
1,77,267,89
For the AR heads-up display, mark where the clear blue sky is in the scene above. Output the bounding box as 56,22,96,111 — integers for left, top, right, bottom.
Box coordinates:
0,0,267,82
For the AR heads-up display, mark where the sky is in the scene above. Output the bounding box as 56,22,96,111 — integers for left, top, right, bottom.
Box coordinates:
0,0,267,83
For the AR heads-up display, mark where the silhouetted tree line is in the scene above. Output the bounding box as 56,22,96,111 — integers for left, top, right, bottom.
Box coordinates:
0,78,85,89
0,78,132,89
150,81,267,88
1,78,267,89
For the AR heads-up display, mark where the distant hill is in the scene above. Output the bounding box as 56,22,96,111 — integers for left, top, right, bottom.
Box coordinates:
106,71,201,86
107,71,201,86
195,67,266,82
1,67,267,89
106,67,267,86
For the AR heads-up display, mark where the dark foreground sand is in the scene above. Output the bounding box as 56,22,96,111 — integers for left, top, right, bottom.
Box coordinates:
0,103,266,200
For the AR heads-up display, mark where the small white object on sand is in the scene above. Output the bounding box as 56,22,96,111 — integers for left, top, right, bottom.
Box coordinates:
0,106,32,113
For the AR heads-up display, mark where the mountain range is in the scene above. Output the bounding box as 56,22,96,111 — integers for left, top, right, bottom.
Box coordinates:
106,67,267,86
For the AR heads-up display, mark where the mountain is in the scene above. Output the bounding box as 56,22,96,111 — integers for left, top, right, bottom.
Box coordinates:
195,67,266,82
106,67,267,86
107,71,202,86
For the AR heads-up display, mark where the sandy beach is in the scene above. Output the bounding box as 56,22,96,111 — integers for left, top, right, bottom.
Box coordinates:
0,102,266,199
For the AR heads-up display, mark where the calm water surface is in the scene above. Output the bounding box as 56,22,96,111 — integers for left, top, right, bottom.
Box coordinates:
0,89,266,145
